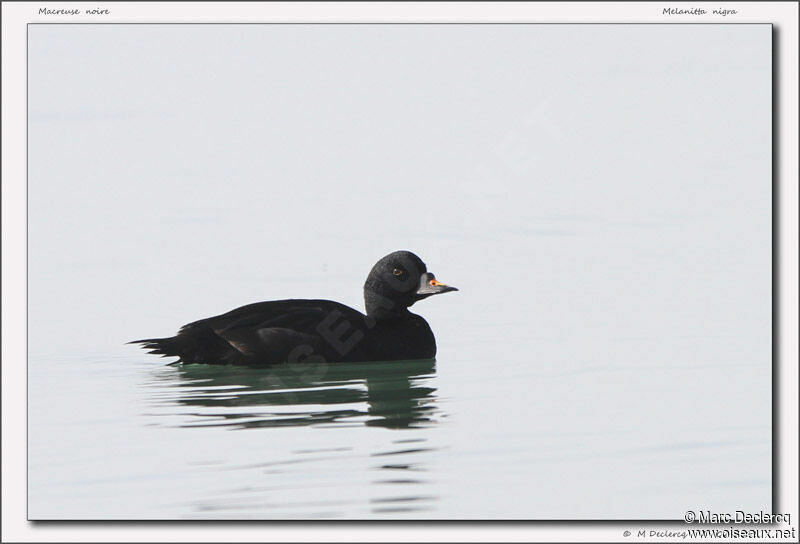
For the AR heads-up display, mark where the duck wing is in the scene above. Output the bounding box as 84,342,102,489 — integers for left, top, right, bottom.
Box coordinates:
179,299,368,365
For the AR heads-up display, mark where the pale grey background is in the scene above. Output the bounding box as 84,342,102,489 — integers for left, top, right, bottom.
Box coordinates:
28,24,771,519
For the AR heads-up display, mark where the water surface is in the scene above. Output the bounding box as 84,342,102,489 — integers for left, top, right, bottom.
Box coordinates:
27,24,771,519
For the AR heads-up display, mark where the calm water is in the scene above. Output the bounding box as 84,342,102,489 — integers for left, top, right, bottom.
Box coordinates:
27,24,771,519
27,265,771,520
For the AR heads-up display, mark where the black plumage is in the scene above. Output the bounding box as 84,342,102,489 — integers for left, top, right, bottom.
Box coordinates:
131,251,457,366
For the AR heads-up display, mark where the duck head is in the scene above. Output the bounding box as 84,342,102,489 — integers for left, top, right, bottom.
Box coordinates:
364,250,458,319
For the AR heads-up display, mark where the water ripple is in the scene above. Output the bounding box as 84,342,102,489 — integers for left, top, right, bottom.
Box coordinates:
141,359,442,430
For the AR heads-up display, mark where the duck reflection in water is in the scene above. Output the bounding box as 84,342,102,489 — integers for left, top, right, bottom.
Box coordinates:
153,359,439,430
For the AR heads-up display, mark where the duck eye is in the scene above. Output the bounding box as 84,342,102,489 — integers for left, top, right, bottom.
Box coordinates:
392,268,403,276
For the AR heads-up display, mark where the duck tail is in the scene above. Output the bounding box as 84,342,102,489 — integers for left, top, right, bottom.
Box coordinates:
128,336,183,363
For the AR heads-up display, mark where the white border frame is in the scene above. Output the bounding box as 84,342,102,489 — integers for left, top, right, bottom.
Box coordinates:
3,2,797,542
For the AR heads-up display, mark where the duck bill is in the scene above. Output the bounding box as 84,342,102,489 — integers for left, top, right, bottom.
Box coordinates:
416,274,459,297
